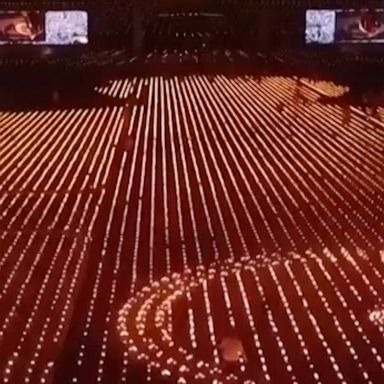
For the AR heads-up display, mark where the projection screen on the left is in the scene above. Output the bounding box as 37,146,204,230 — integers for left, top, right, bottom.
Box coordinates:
0,11,45,44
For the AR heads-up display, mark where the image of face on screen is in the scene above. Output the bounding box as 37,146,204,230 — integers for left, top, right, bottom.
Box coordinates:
305,10,336,44
335,10,384,42
0,12,44,42
45,11,88,45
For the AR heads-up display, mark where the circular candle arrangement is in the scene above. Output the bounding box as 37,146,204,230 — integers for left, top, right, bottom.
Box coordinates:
368,306,384,327
118,250,384,384
117,254,278,384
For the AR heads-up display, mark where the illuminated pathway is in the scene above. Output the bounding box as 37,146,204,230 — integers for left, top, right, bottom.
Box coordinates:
0,75,383,384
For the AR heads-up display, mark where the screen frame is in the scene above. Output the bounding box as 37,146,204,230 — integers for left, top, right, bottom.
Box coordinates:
0,9,88,46
305,8,384,45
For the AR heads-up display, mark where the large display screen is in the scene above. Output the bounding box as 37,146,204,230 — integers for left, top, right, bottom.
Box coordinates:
0,10,88,45
306,9,384,44
0,11,45,43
